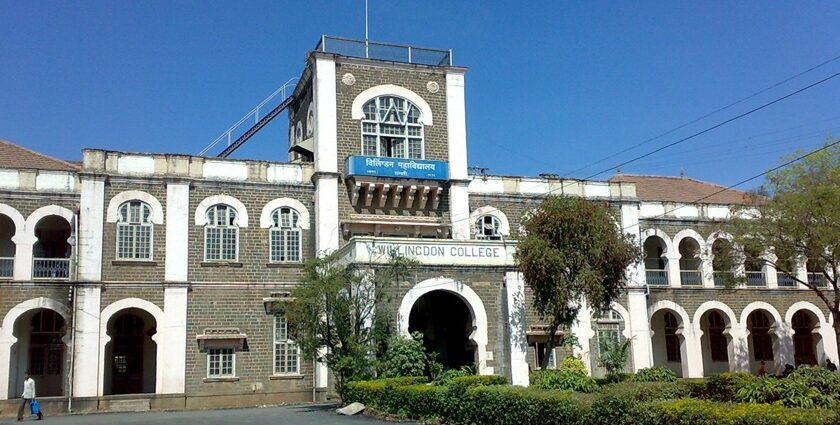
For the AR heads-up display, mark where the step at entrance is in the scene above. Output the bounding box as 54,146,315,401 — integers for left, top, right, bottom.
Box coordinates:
106,398,151,412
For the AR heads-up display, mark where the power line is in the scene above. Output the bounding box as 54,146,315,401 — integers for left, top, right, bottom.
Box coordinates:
619,138,840,232
447,72,840,229
563,53,840,177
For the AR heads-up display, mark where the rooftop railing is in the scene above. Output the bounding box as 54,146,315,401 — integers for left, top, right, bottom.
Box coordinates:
746,271,766,287
315,35,453,66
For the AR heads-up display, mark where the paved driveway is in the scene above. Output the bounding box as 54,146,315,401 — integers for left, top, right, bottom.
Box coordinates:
3,403,413,425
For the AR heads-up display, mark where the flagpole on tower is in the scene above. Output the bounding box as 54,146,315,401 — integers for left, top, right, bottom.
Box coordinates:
365,0,369,57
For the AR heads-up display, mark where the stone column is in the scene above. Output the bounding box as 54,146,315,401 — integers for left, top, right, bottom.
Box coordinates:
726,323,750,372
504,271,529,386
11,234,34,281
775,323,795,372
160,286,188,394
666,253,682,288
71,285,101,397
627,288,653,371
679,326,704,378
701,252,715,288
78,176,105,281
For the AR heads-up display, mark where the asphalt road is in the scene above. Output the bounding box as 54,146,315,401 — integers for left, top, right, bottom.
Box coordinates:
2,403,412,425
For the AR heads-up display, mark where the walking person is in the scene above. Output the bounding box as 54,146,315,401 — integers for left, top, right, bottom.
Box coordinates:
17,371,43,421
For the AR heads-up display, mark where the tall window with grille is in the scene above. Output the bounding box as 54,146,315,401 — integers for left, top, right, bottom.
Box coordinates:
749,311,774,361
596,309,624,353
274,315,300,375
116,201,153,260
707,311,729,362
207,348,235,378
361,96,424,159
474,215,502,240
269,208,302,263
664,312,681,362
205,204,239,261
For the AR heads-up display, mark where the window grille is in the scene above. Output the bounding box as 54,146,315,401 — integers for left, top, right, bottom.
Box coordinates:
269,208,302,263
205,205,239,261
360,96,424,159
474,215,502,240
207,348,235,378
274,315,300,375
116,201,153,260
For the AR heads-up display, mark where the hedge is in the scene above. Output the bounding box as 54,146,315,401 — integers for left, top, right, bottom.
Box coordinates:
343,375,839,425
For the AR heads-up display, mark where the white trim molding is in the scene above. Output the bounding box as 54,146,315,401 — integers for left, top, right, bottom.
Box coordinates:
25,204,75,230
194,194,249,227
641,228,674,255
259,198,311,229
0,203,25,238
469,206,511,237
397,277,493,375
106,190,165,224
351,84,434,125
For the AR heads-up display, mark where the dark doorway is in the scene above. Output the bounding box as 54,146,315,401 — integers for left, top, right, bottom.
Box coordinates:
792,311,818,366
408,290,475,369
105,309,157,395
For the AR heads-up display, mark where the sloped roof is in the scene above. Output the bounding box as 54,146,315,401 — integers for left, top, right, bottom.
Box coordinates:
0,139,79,172
609,174,749,204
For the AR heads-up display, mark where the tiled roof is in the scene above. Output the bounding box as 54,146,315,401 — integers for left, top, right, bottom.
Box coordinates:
0,139,79,172
609,174,749,204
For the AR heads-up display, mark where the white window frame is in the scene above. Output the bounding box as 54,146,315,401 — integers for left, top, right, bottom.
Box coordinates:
360,95,425,159
207,347,236,378
115,201,154,261
204,204,239,262
534,342,556,369
269,208,302,263
273,315,300,375
474,215,502,240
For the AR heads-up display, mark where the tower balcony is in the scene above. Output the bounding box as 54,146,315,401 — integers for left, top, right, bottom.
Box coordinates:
315,35,453,67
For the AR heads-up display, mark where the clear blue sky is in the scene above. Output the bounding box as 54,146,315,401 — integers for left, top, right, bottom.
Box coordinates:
2,1,839,187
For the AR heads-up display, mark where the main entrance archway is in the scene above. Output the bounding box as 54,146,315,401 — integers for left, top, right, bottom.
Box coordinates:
397,278,493,375
104,308,157,395
408,290,475,369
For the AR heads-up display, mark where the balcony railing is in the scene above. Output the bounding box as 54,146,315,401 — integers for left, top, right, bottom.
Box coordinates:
315,35,453,66
0,257,12,279
746,271,766,287
808,272,827,288
777,272,798,288
646,270,669,286
32,258,70,280
680,270,702,286
713,271,734,287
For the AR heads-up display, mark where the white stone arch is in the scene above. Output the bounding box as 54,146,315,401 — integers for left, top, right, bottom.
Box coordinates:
649,299,698,377
785,301,838,366
98,298,165,396
0,298,70,400
740,301,783,326
0,203,25,240
609,302,633,340
25,205,75,231
351,84,434,125
105,190,164,224
397,277,492,375
706,231,737,251
673,229,706,256
785,301,827,325
649,300,690,325
693,301,738,327
469,205,511,238
194,194,249,227
641,228,674,255
259,198,311,229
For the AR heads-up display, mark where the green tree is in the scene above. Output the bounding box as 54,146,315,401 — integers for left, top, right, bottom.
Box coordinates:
516,195,641,370
285,251,415,399
726,141,840,360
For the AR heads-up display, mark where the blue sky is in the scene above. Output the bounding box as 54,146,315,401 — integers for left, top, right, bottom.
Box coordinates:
1,1,838,187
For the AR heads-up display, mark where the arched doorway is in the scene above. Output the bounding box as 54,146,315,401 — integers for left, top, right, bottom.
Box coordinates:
9,309,66,398
104,309,157,395
699,310,730,374
408,290,476,370
747,310,775,373
792,310,819,366
651,310,683,377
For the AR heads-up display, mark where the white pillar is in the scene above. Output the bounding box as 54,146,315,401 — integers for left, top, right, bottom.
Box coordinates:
160,287,188,393
666,253,681,287
446,70,470,240
795,257,809,290
701,253,715,288
449,182,471,240
775,323,795,372
680,326,704,378
78,177,105,281
11,235,34,281
165,181,190,282
818,322,839,366
571,303,595,375
727,323,750,372
72,286,101,397
626,288,653,371
504,271,529,386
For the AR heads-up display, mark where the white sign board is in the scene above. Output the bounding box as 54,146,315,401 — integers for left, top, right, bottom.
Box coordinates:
343,237,517,267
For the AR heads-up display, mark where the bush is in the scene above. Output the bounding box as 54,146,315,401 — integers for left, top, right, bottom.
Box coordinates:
702,372,758,401
531,369,599,393
432,365,474,386
632,367,678,382
447,374,507,391
787,365,840,399
639,398,835,425
733,377,835,409
378,332,428,378
343,376,427,405
449,385,594,425
561,355,589,375
587,381,692,425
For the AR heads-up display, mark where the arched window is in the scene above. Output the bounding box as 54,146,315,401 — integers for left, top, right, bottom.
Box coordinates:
306,106,315,138
707,311,728,362
474,215,502,240
116,201,153,260
595,309,624,350
361,96,423,159
269,207,301,263
205,204,239,261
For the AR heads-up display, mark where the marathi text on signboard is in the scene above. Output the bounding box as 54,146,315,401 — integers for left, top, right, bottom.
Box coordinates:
346,155,449,181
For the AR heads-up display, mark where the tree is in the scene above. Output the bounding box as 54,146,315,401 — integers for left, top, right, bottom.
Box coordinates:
726,141,840,361
516,195,641,370
285,251,415,399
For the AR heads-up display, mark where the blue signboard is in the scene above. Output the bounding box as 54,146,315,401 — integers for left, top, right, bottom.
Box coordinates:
346,156,449,181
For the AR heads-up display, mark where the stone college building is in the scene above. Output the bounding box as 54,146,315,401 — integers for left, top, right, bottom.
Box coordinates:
0,36,836,415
